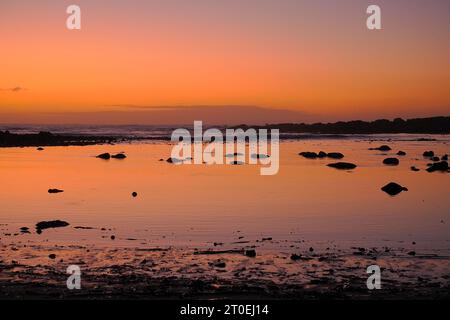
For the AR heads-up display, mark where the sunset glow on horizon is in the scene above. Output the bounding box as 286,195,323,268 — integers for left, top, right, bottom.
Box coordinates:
1,0,450,124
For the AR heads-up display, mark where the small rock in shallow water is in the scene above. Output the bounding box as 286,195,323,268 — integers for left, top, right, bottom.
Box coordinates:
383,158,400,166
423,151,434,158
111,153,127,159
407,251,416,256
326,152,344,159
299,152,318,159
381,182,408,196
48,188,64,194
397,151,406,156
48,254,56,259
370,145,391,151
327,162,357,170
110,235,116,240
410,166,420,172
96,153,111,160
37,147,44,151
442,154,448,161
132,192,138,197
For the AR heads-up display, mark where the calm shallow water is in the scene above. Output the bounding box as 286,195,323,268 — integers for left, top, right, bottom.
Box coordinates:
1,137,449,253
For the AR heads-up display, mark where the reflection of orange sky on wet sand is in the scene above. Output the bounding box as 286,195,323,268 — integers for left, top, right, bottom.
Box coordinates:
1,0,450,123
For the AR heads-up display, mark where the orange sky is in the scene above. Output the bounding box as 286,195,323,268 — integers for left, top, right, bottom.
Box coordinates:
1,0,450,124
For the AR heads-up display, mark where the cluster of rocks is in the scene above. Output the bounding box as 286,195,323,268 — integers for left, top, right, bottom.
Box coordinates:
423,151,449,172
96,152,127,160
299,151,344,159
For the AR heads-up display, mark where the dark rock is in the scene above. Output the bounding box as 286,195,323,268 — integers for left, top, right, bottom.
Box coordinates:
383,158,400,166
111,153,127,159
426,161,448,172
442,154,448,161
37,147,44,151
166,157,183,164
290,254,302,261
410,166,420,172
370,145,391,151
245,249,257,258
309,247,314,252
381,182,408,196
214,261,226,268
327,162,357,170
132,192,138,197
48,188,64,194
35,220,69,231
111,235,116,240
20,227,29,231
423,151,434,158
48,254,56,259
327,152,344,159
96,153,111,160
318,151,327,158
299,152,318,159
432,156,440,162
396,151,406,156
407,251,416,256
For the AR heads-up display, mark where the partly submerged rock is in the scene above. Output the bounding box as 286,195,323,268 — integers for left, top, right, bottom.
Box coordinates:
326,152,344,159
410,166,420,172
426,161,448,173
96,152,111,160
48,188,64,194
327,162,357,170
381,182,408,196
132,192,138,197
37,147,44,151
442,154,449,161
166,157,183,164
370,145,391,151
397,151,406,156
423,151,434,158
383,158,400,166
35,220,69,232
318,151,327,158
299,152,318,159
111,153,127,159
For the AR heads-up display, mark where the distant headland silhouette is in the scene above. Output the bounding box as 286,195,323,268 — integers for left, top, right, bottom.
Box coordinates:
233,116,450,135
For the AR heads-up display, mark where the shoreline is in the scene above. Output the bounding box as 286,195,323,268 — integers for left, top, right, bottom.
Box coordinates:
1,244,449,300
